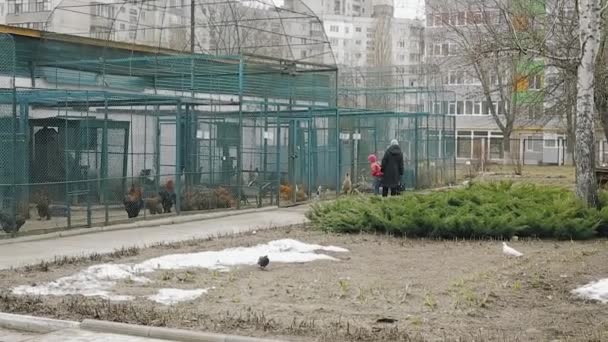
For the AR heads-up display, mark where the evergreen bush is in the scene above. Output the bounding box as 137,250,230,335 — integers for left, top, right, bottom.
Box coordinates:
306,182,606,240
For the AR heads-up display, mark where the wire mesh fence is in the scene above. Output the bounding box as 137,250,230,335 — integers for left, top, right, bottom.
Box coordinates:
0,26,456,237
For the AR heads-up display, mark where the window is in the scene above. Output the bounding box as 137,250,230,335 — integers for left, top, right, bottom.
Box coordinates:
457,101,464,115
457,131,472,158
129,25,137,39
544,139,557,148
467,11,483,24
449,12,459,25
433,102,442,114
355,27,362,32
433,44,441,56
465,101,473,114
529,74,543,90
474,102,482,115
8,0,51,13
526,138,543,152
515,74,528,91
483,101,498,115
449,71,464,85
300,50,307,58
442,43,449,56
441,13,449,25
345,27,350,34
490,73,499,85
527,103,544,119
355,40,361,45
449,12,467,25
449,102,456,115
13,22,45,30
399,41,405,48
329,25,339,32
458,12,466,25
490,137,504,159
120,23,125,30
426,14,434,27
399,55,405,61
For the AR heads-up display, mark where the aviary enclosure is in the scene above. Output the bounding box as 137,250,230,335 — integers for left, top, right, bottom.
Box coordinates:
0,0,454,235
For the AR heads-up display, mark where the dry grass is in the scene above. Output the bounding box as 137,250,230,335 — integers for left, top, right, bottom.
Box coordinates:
456,165,575,188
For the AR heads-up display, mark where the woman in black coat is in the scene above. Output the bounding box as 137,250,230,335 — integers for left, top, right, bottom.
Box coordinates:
381,139,404,197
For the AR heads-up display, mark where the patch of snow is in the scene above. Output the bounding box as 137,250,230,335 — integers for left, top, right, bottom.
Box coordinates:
134,239,348,272
12,239,347,303
147,288,209,305
572,278,608,303
12,264,147,301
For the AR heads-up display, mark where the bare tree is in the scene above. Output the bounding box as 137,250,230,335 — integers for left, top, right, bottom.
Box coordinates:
574,0,602,206
427,0,546,157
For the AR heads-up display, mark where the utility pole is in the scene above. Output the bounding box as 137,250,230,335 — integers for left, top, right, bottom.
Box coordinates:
191,0,195,54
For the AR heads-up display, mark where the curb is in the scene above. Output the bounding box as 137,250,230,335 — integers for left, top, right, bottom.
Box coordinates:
0,206,279,246
0,312,80,334
81,319,286,342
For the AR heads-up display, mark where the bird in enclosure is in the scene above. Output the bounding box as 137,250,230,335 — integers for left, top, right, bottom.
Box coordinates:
342,173,352,195
0,211,26,233
34,191,51,221
159,180,177,213
145,196,163,215
124,185,143,218
258,255,270,270
314,185,323,200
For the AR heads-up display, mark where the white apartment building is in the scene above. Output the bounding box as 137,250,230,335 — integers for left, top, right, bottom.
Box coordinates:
321,13,423,67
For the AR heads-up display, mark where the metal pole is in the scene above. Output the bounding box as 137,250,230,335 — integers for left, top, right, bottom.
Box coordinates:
414,115,419,189
191,0,195,54
237,57,244,209
175,102,182,214
103,98,109,225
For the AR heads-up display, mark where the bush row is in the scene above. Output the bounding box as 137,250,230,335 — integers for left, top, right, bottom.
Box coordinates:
306,182,608,240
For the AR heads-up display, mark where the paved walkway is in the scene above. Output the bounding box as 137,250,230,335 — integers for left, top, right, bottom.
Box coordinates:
0,327,38,342
0,206,308,269
22,329,169,342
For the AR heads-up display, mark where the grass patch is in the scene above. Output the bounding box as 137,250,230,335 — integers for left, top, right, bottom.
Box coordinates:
307,182,608,240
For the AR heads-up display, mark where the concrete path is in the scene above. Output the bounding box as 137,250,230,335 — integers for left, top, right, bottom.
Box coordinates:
0,206,308,269
23,329,169,342
0,328,38,342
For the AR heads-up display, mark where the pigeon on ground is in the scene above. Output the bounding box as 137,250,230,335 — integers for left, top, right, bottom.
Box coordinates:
257,255,269,269
502,242,523,257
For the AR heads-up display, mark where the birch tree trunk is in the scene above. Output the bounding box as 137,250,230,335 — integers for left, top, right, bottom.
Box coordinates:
575,0,601,207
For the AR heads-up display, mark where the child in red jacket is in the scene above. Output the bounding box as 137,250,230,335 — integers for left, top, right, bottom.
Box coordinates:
368,154,383,195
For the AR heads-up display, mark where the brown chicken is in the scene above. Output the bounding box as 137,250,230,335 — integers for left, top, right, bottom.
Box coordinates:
124,185,143,218
34,191,51,220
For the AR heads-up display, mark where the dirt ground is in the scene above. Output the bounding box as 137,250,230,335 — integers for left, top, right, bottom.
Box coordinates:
0,226,607,342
